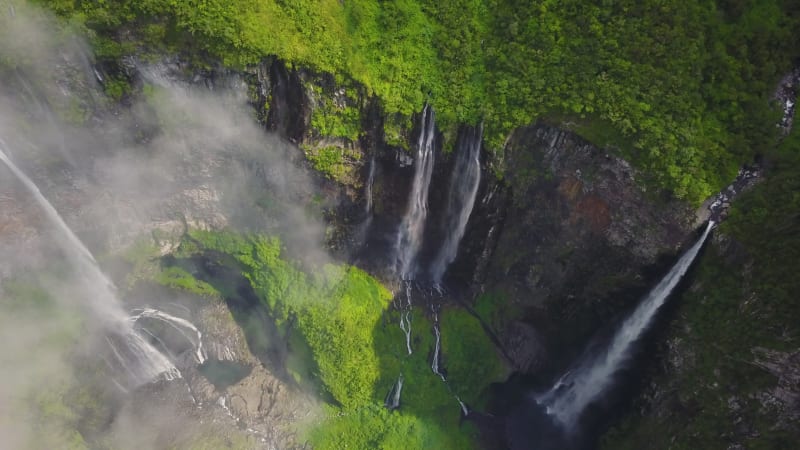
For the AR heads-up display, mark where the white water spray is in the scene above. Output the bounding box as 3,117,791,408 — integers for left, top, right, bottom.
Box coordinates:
539,221,715,428
384,374,404,410
130,308,207,365
0,143,184,386
395,105,436,279
431,310,445,380
429,125,483,283
456,396,469,416
399,310,413,356
365,154,376,216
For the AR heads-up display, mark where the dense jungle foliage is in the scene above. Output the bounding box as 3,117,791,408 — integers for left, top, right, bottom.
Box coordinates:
36,0,800,202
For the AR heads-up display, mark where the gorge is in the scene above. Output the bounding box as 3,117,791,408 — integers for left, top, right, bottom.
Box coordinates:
1,1,799,450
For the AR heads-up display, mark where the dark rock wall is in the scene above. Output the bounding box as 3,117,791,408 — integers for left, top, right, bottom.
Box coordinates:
479,123,695,373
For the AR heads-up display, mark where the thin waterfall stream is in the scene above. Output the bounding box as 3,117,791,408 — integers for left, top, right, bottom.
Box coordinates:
430,125,483,284
365,153,376,216
537,221,715,429
431,307,445,380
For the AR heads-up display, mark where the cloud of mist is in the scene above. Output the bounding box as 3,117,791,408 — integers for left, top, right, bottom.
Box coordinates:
0,1,332,448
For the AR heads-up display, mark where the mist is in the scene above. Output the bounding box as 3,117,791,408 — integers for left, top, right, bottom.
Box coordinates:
0,2,330,448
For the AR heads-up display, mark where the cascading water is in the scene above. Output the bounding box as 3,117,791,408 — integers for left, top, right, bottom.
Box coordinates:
399,309,413,356
390,106,436,363
365,154,376,217
394,104,436,279
538,221,715,429
431,312,447,381
431,307,445,380
384,374,404,410
355,154,377,246
0,143,201,387
429,125,483,284
130,308,208,365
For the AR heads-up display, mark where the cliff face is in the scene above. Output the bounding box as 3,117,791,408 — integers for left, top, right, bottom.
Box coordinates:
7,43,793,449
135,56,706,387
470,124,695,374
113,57,797,449
600,231,800,450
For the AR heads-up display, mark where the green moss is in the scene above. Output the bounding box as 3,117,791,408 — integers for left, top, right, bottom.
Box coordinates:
309,83,362,141
176,229,505,447
383,113,412,150
103,76,131,100
307,404,476,450
303,145,361,184
154,266,221,298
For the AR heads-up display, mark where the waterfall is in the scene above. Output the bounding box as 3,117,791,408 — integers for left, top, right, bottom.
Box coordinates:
538,221,715,428
384,374,404,410
429,125,483,283
130,308,208,365
431,309,445,380
395,105,436,279
456,396,469,416
399,309,413,356
0,144,194,387
365,154,376,216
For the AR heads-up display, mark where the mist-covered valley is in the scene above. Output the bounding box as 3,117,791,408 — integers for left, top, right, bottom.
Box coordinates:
1,1,799,449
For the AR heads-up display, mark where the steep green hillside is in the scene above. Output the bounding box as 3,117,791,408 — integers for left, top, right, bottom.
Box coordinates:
36,0,800,201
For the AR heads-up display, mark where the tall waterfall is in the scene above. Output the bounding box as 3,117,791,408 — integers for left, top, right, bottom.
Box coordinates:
538,221,715,428
395,105,436,279
429,125,483,283
0,144,198,387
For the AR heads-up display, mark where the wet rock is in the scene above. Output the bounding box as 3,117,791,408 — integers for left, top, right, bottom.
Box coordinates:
481,123,693,365
751,347,800,429
501,321,548,373
774,67,800,135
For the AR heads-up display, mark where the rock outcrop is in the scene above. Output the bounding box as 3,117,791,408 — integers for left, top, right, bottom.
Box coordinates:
477,123,694,372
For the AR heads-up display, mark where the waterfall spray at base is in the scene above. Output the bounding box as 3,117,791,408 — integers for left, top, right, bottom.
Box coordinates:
537,221,715,429
0,143,201,387
130,308,208,365
429,125,483,284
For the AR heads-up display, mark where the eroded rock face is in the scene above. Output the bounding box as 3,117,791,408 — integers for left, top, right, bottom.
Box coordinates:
482,123,695,371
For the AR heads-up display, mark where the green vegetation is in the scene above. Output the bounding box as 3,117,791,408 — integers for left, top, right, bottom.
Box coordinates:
102,76,131,100
308,83,362,141
601,131,800,448
383,112,413,150
36,0,800,201
307,404,475,450
474,290,516,336
154,266,220,298
303,145,361,183
172,230,506,448
0,278,95,450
